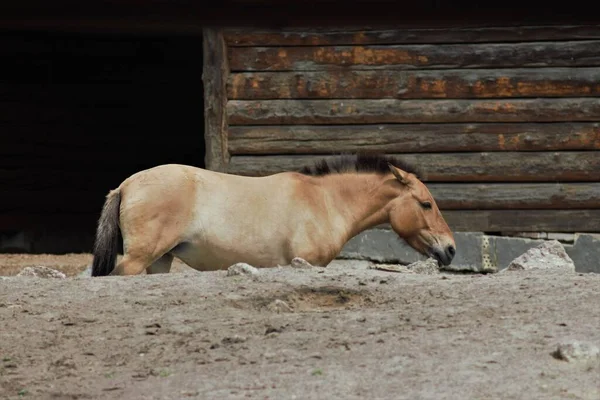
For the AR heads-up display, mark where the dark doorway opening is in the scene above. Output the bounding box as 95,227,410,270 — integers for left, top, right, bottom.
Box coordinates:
0,30,205,253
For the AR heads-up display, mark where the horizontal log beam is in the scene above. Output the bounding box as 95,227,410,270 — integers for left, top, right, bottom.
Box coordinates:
227,68,600,100
427,183,600,209
402,210,600,232
227,98,600,125
226,152,600,182
228,41,600,71
227,123,600,154
224,25,600,46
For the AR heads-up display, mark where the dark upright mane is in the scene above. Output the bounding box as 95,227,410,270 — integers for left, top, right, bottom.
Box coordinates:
298,153,421,178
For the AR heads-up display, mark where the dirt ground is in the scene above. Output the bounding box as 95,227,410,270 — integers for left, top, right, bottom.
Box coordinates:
1,253,599,400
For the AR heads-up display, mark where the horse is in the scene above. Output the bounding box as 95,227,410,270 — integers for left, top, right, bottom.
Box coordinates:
90,153,456,277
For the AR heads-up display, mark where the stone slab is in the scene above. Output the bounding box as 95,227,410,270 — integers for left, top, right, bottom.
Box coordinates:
338,230,488,272
338,229,600,274
338,228,427,265
568,234,600,274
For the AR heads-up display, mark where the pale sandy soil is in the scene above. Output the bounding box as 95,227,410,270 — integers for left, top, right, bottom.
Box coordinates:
1,253,599,400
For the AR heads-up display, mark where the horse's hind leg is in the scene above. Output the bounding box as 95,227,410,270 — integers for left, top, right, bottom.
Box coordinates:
110,254,154,276
146,254,174,274
109,230,180,276
108,190,190,275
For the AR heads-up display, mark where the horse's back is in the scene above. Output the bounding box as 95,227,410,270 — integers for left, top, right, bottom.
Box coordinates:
117,163,301,233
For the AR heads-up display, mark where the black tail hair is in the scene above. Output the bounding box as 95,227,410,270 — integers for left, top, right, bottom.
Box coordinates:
91,189,121,277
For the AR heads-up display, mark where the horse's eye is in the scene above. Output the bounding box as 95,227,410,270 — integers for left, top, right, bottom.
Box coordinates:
421,201,432,210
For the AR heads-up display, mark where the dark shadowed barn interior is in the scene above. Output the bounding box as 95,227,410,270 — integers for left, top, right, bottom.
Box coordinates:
0,30,205,252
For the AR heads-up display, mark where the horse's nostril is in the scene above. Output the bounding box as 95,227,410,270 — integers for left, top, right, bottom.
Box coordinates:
447,245,456,257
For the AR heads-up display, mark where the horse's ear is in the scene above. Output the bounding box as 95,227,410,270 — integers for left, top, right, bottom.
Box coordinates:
388,162,410,185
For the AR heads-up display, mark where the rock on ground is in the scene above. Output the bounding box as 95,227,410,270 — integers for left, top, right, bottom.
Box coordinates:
79,265,92,277
407,258,440,274
369,258,440,274
226,262,259,276
291,257,314,269
505,240,575,272
266,299,294,313
552,340,600,362
16,266,66,279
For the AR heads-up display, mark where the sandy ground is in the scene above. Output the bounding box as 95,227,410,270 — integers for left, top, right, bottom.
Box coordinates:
1,253,599,400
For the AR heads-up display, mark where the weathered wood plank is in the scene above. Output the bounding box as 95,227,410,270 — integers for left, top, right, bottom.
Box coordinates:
227,98,600,125
227,68,600,99
405,210,600,232
227,123,600,154
427,183,600,209
226,152,600,182
224,25,600,46
228,41,600,71
202,28,229,172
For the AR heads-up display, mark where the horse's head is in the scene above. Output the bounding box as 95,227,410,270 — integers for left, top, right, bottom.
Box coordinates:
385,162,455,266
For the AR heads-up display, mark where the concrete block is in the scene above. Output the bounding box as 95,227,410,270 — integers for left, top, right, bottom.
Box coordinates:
567,234,600,274
339,229,600,274
488,234,599,273
339,228,427,265
443,232,487,273
490,236,552,271
338,229,488,272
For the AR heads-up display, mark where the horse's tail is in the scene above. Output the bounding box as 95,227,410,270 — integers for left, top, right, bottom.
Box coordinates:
91,189,122,277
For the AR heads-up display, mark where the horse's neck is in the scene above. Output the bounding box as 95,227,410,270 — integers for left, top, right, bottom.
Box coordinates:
320,172,392,240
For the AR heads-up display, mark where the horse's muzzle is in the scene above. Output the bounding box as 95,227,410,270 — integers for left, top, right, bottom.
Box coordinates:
432,244,455,266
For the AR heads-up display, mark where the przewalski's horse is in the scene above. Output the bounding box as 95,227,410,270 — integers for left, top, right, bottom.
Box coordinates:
91,153,456,277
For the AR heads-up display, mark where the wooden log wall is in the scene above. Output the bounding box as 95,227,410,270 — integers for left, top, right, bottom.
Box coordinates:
220,25,600,233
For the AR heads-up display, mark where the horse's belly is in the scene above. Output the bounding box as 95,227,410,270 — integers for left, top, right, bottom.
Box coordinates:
180,189,310,269
170,240,289,271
